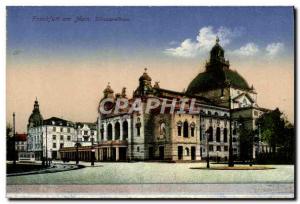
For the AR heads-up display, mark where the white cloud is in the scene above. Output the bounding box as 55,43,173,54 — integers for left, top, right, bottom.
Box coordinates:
164,26,284,60
164,26,241,58
265,42,284,57
230,43,259,56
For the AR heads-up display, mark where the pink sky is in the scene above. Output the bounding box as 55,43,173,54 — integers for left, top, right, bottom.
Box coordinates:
6,57,294,133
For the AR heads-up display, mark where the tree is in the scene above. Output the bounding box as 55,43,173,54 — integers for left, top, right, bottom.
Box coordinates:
256,108,294,163
6,123,14,161
237,117,254,162
256,108,286,153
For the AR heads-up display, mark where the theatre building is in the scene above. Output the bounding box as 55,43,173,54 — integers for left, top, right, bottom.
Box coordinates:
60,38,268,162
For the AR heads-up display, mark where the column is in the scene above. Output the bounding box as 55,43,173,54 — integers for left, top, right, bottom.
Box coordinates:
120,121,123,141
104,123,107,141
116,147,119,161
127,119,131,142
112,122,115,141
108,147,111,159
98,117,102,142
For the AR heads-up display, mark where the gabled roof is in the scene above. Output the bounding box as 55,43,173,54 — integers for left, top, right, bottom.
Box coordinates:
76,122,97,130
233,92,255,104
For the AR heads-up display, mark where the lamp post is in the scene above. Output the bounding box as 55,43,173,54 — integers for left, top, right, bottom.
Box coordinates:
221,86,234,167
228,93,234,167
45,125,48,166
91,132,95,166
75,126,79,165
12,112,16,165
206,132,210,168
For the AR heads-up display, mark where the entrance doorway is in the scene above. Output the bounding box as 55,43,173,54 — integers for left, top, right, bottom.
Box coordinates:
178,146,183,160
191,146,196,160
119,147,127,161
111,148,116,161
149,147,154,160
103,148,107,161
159,146,164,160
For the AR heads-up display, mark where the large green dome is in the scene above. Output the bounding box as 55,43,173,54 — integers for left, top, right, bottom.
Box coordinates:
186,69,251,95
186,37,251,95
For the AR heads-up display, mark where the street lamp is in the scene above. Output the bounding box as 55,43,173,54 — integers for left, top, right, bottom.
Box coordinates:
221,87,234,167
12,112,16,165
45,125,48,166
228,94,234,167
205,132,210,168
75,125,80,165
91,132,95,166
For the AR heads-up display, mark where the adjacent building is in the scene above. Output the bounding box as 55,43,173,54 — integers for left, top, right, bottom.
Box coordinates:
27,100,98,160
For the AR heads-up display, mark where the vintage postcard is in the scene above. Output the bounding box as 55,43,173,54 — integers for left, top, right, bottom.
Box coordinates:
6,6,295,199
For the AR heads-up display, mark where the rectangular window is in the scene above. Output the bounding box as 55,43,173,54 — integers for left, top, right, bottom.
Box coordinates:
209,145,214,151
67,128,70,133
217,146,221,151
53,143,56,148
191,127,195,137
60,127,63,132
137,127,140,136
67,136,71,141
60,135,64,140
177,126,181,136
254,110,258,116
84,130,88,135
60,143,64,149
52,135,56,140
224,146,228,151
53,127,56,132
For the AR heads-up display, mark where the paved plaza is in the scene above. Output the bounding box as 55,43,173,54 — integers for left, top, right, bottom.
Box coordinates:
6,162,294,198
7,162,294,185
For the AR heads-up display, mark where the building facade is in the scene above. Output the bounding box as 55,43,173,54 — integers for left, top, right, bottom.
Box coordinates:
27,100,98,160
60,38,268,162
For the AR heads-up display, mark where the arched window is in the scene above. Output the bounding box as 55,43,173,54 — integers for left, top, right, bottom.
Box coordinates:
160,122,166,136
183,121,189,137
216,127,220,142
177,121,182,136
123,121,128,140
190,122,195,137
185,147,189,156
107,123,112,140
207,126,213,141
223,128,228,142
100,125,104,140
136,117,141,136
115,122,120,140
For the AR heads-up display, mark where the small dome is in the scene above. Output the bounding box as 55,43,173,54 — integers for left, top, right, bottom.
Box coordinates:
28,99,43,127
210,37,225,61
139,68,152,81
103,82,114,94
